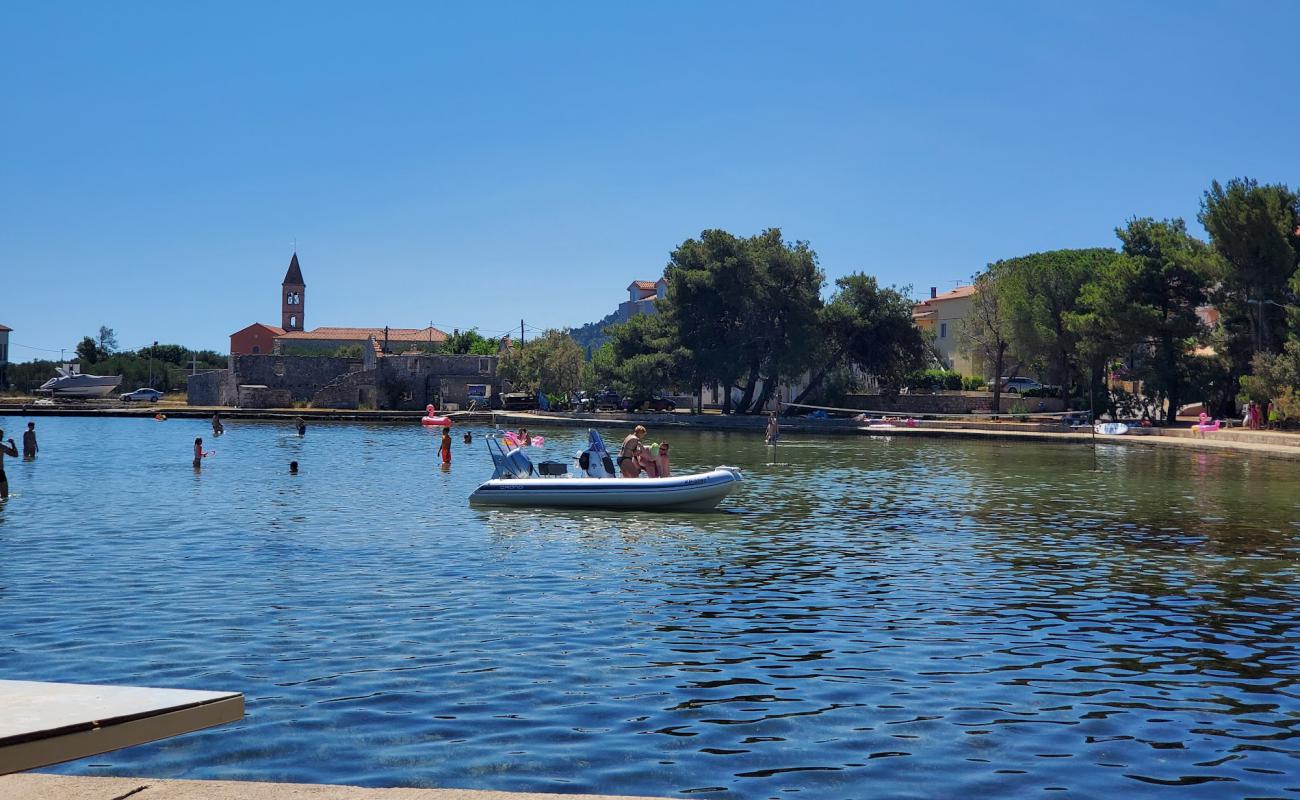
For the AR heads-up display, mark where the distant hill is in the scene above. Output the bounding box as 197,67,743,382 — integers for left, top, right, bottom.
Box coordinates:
568,309,622,355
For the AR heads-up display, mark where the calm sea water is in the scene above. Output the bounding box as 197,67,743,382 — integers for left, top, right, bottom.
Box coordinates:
1,415,1299,799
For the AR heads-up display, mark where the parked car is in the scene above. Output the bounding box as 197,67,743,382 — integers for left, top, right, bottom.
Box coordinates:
120,388,164,403
500,391,537,411
595,389,623,411
571,390,595,412
999,376,1043,394
622,395,678,413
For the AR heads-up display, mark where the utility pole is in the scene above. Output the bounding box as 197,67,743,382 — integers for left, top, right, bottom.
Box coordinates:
148,341,157,388
520,319,525,345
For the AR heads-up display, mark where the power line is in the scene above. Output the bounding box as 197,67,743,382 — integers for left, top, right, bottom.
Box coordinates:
11,342,64,354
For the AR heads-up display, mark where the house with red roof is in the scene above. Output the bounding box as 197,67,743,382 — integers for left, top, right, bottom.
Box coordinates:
616,277,667,322
912,284,980,376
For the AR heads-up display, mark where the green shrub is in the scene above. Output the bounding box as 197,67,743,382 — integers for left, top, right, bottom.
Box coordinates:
962,376,986,391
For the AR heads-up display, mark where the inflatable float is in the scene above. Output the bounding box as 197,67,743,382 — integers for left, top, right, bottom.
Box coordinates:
1191,413,1221,432
1095,422,1130,435
421,405,452,427
502,431,544,447
469,430,740,512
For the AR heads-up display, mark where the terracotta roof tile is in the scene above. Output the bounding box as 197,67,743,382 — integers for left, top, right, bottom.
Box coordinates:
277,326,448,343
0,324,12,332
231,323,285,337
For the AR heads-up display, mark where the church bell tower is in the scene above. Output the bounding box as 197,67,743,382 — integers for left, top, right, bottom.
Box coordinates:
282,252,305,332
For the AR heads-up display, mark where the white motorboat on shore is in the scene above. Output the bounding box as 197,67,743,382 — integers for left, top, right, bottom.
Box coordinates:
38,364,122,398
469,430,742,512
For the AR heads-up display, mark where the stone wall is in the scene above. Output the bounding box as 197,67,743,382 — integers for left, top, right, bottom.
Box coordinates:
226,355,363,402
186,370,237,406
236,385,293,408
844,392,1066,415
375,354,500,410
311,369,378,409
187,352,500,410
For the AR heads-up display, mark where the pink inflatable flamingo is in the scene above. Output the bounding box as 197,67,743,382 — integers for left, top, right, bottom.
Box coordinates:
421,404,452,427
1191,412,1221,432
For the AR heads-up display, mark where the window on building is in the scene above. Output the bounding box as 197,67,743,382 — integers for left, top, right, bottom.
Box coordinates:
290,316,297,328
478,358,491,375
251,345,261,354
940,322,947,338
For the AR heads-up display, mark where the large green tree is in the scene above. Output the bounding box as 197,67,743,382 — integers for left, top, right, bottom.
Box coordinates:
498,329,584,396
957,271,1012,412
993,248,1121,400
663,228,823,414
601,312,685,404
789,273,925,409
1069,218,1212,424
1198,178,1300,359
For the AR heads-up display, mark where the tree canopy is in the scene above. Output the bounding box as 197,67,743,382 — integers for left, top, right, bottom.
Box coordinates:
498,329,584,396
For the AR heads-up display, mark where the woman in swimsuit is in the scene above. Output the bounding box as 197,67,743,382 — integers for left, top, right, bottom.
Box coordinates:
619,425,646,478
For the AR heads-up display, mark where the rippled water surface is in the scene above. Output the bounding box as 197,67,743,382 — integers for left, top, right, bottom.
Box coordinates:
2,415,1299,798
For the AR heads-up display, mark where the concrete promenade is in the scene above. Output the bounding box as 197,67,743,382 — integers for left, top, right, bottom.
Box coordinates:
0,774,668,800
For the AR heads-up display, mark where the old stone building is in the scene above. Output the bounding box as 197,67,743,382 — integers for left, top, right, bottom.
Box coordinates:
200,254,499,408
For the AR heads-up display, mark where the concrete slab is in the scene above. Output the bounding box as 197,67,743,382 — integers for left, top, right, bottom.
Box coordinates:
0,681,243,776
0,774,670,800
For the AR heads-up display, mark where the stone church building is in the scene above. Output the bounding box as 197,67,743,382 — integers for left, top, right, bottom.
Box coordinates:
193,254,501,409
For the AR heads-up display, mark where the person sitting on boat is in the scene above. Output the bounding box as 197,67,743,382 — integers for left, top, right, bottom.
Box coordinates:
657,441,671,477
619,425,646,477
640,442,662,478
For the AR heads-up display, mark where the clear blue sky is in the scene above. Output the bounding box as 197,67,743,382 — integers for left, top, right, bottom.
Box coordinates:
3,1,1297,360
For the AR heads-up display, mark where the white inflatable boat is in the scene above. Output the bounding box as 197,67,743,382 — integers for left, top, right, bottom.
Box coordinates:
469,431,742,512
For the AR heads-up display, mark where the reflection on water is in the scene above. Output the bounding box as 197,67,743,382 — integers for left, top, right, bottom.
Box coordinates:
1,415,1298,798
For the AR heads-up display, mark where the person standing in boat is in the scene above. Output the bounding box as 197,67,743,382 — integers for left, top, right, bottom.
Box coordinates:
619,425,646,477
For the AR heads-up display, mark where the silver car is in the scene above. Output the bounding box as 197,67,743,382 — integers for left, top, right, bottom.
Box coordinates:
120,388,164,402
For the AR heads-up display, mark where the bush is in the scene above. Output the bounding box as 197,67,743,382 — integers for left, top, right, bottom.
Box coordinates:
962,376,986,391
906,368,965,391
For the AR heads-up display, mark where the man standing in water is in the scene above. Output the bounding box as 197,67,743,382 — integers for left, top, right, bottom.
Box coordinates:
0,430,18,499
439,426,453,465
22,422,38,459
765,412,780,445
295,416,306,436
212,412,224,436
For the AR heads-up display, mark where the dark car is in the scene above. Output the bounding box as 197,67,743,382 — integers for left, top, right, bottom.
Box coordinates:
501,391,537,411
623,395,677,413
595,389,622,411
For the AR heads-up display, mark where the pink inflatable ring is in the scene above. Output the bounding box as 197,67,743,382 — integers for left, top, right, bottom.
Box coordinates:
421,404,452,427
